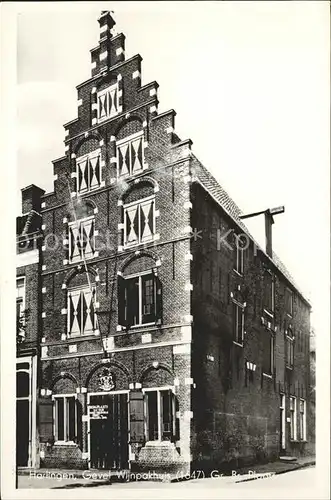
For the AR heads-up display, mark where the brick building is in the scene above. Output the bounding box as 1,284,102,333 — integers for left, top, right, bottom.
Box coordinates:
16,184,44,468
30,11,312,474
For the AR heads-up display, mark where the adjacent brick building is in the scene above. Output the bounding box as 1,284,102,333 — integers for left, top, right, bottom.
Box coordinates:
19,11,312,474
16,184,44,468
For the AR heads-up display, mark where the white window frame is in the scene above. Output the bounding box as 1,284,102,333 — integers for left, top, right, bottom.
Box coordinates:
234,236,244,275
124,270,156,328
67,284,97,337
232,298,245,346
68,214,95,264
116,131,145,178
97,83,119,123
17,277,26,337
16,276,26,313
123,195,155,248
286,288,293,317
76,149,101,194
286,331,294,369
142,386,175,443
299,398,306,441
289,396,297,441
280,394,286,449
263,270,274,317
52,394,78,445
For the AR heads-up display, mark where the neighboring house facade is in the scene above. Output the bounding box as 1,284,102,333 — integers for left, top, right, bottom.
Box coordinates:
16,184,44,468
33,12,312,473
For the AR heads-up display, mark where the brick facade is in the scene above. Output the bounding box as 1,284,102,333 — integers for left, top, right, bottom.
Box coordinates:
17,11,312,474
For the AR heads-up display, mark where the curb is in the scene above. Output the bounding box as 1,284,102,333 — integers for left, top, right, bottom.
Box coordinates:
234,460,315,484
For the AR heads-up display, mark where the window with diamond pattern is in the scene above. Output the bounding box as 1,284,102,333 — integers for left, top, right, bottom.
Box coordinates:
117,132,144,177
123,195,155,247
67,285,97,336
97,84,119,122
76,150,101,193
68,215,95,264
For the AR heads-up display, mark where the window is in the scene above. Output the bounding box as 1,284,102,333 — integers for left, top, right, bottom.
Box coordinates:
53,395,77,443
67,285,97,336
264,270,274,314
289,396,297,440
68,216,95,263
17,277,26,339
285,288,293,316
117,132,144,177
118,269,162,328
144,389,177,442
76,150,101,193
232,301,244,345
234,234,244,275
299,399,306,441
280,394,286,449
16,277,25,318
262,331,274,375
286,329,294,369
123,196,155,247
97,84,119,122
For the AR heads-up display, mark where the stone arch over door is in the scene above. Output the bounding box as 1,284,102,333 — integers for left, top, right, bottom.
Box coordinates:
86,361,130,393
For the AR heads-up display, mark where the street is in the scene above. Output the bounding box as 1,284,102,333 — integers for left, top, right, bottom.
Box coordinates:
17,465,319,498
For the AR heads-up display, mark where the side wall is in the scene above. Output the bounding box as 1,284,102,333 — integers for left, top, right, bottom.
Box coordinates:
190,182,311,470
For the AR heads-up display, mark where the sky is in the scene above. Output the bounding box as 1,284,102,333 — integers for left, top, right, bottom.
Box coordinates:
14,1,330,336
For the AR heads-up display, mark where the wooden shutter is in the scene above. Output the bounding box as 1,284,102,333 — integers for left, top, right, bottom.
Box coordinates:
129,390,145,444
117,275,127,327
76,399,83,449
38,397,54,443
154,270,163,326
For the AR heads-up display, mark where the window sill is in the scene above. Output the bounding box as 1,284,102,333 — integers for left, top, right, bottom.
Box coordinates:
262,372,273,379
77,186,101,196
123,238,155,249
144,440,174,447
263,308,274,318
68,332,98,339
286,365,294,370
54,441,77,447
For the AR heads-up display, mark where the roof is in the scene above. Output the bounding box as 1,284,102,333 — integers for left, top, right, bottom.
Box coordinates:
191,155,310,306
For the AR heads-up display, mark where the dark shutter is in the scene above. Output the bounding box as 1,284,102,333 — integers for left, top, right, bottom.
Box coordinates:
38,397,54,443
117,275,127,327
129,390,145,444
76,399,83,449
154,270,163,326
127,278,139,328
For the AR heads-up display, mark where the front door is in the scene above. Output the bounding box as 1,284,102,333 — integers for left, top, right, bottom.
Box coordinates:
16,399,30,466
89,393,128,469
